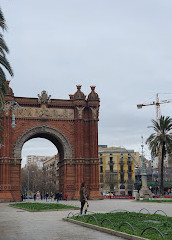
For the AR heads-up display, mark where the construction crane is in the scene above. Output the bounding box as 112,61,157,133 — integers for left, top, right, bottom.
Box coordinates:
137,93,172,172
137,93,172,121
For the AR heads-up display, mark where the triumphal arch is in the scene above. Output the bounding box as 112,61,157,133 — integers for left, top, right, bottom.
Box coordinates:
0,83,101,202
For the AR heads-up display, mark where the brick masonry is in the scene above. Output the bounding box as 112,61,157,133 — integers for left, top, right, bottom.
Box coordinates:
0,86,101,202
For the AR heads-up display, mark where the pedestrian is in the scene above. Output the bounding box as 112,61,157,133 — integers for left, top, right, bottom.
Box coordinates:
50,192,53,202
60,192,62,200
46,192,49,201
57,192,60,202
21,194,23,201
34,193,36,201
80,182,86,215
64,193,68,201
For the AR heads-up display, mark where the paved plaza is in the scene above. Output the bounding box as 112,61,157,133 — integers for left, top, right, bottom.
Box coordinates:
0,199,172,240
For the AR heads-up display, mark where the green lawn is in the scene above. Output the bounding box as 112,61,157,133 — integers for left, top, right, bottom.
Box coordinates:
71,212,172,240
142,199,172,203
9,202,79,211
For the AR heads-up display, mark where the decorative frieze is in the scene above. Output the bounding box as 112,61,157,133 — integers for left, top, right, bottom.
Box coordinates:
0,158,21,164
0,185,20,191
5,105,74,120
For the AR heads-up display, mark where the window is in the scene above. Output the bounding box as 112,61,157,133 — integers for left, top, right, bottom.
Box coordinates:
100,166,103,173
120,165,123,172
128,165,132,172
100,158,103,164
128,173,132,181
110,157,113,163
128,156,131,163
110,165,113,172
100,175,103,183
120,174,124,183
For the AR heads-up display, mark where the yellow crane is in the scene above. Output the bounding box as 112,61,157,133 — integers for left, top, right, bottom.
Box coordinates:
137,93,172,121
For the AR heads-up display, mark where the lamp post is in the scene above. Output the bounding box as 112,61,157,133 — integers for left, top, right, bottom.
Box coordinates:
138,137,153,199
27,162,30,200
3,101,23,128
122,139,153,200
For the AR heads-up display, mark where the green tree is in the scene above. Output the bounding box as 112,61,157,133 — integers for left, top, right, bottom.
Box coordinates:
146,116,172,195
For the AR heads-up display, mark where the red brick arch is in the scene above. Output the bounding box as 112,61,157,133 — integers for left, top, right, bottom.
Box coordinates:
0,85,101,202
13,124,73,160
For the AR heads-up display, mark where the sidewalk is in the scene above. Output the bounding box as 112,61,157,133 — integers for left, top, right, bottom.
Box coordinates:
0,199,171,240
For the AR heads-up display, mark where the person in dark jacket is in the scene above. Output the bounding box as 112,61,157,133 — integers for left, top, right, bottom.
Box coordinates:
80,182,86,214
34,193,36,201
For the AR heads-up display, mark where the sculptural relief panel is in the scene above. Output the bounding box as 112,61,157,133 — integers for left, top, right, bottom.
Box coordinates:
12,106,74,120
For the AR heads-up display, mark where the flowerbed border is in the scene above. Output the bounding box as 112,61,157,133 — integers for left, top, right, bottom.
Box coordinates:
63,218,149,240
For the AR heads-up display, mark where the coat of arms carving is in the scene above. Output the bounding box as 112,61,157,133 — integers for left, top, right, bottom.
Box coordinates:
38,90,51,104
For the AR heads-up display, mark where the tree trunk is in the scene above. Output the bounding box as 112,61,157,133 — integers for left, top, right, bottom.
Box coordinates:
160,141,165,196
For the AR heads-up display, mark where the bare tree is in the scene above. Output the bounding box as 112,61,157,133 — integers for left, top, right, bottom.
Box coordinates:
21,164,58,196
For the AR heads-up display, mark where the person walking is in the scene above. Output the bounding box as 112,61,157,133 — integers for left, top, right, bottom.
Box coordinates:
64,193,68,201
80,182,86,215
21,194,24,201
45,192,49,202
34,193,36,201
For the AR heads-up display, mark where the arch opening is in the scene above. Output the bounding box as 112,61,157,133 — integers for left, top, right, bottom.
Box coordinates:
21,138,59,199
14,125,73,161
17,125,72,200
21,138,58,167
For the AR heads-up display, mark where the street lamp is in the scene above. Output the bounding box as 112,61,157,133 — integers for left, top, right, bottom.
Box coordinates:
3,101,23,128
27,162,30,200
122,140,153,200
137,137,153,199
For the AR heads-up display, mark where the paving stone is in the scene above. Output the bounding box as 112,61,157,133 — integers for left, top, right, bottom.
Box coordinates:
0,199,171,240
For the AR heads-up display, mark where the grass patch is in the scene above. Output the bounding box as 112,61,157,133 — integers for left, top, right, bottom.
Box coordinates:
71,212,172,240
141,199,172,203
9,202,79,211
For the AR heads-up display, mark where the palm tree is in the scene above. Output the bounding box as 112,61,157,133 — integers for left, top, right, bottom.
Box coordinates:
0,7,7,31
0,7,13,108
146,116,172,196
0,7,13,144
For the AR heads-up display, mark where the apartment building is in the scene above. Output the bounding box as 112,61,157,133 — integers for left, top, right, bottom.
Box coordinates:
98,146,140,196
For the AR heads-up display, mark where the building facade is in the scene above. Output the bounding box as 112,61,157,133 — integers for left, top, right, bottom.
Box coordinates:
99,146,140,196
43,155,59,193
26,155,51,169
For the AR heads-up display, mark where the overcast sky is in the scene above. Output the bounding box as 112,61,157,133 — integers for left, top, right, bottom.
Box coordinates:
1,0,172,166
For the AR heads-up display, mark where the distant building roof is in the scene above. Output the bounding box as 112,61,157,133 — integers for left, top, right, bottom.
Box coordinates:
98,146,135,154
98,145,107,148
